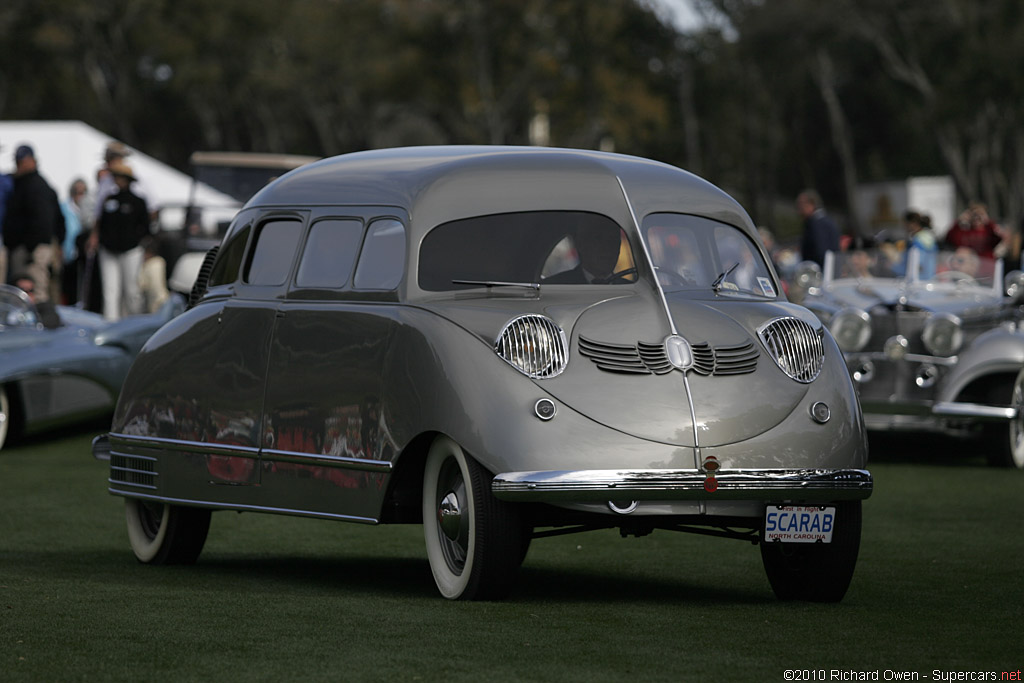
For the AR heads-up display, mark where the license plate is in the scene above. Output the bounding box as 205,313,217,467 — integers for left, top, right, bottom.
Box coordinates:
764,505,836,543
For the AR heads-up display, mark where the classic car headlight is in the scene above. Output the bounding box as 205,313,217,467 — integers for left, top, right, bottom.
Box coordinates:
922,313,963,357
829,308,872,352
1005,270,1024,301
495,315,568,379
757,316,824,383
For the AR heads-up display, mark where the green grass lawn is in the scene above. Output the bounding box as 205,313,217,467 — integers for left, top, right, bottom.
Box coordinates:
2,428,1022,682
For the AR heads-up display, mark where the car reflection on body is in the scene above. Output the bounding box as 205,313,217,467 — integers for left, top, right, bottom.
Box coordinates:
94,146,872,601
800,248,1024,468
0,284,183,450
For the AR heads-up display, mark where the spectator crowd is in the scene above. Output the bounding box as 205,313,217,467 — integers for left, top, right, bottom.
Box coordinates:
1,137,169,323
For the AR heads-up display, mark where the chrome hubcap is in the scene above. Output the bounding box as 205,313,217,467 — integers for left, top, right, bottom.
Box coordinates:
436,458,469,574
438,492,462,541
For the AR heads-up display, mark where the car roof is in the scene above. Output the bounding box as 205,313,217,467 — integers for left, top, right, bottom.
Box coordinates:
244,146,756,237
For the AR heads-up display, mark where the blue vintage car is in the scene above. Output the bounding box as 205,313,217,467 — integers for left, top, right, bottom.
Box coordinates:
0,284,182,450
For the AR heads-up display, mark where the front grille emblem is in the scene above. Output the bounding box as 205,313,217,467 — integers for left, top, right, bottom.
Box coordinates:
664,335,694,370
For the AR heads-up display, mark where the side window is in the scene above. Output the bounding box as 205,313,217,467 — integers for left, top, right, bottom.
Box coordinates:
295,219,364,288
244,219,302,286
208,224,251,286
353,219,406,290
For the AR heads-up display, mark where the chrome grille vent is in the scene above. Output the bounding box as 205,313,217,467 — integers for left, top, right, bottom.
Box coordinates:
580,337,758,376
495,315,568,379
110,452,158,489
757,317,824,383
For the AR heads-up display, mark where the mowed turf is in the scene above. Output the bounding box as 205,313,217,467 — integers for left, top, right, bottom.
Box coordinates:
2,428,1022,682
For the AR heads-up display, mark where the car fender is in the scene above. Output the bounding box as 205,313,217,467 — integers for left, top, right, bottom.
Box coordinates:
939,325,1024,401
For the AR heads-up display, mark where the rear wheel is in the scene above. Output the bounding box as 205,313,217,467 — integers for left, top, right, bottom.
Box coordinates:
984,369,1024,468
760,500,862,602
125,499,211,565
422,435,525,600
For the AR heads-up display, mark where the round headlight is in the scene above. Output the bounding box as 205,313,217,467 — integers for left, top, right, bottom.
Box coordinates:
794,261,823,290
495,315,568,378
922,313,963,357
829,308,872,352
1005,270,1024,300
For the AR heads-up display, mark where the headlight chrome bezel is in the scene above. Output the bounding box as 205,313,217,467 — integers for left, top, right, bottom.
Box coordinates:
495,314,569,379
921,312,963,357
829,307,872,353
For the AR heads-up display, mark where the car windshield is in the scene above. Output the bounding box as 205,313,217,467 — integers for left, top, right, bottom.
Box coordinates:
641,213,777,298
831,247,1002,287
0,285,39,329
418,211,637,291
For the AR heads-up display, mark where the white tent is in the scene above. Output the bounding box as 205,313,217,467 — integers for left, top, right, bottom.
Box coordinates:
0,120,237,230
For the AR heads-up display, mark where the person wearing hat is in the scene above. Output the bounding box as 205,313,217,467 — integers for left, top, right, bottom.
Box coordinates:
2,144,63,302
93,141,153,224
87,160,150,320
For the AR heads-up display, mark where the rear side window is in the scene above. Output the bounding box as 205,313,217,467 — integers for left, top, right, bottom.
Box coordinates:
353,219,405,290
245,219,302,286
295,219,364,288
209,224,251,286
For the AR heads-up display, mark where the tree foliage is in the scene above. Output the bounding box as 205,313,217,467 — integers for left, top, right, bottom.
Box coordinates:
1,0,1021,233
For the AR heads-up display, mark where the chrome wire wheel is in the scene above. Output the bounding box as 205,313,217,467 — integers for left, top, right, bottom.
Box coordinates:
1009,371,1024,468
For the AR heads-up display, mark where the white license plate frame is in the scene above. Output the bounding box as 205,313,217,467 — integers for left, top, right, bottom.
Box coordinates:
763,505,836,543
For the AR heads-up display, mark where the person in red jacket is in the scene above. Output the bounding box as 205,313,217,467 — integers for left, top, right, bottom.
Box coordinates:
944,202,1006,260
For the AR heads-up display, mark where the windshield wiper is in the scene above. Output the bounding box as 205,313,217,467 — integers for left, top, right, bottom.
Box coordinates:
452,279,541,291
712,262,739,293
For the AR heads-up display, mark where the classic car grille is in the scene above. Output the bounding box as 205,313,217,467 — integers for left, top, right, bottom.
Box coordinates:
580,336,758,376
757,317,824,383
109,452,158,489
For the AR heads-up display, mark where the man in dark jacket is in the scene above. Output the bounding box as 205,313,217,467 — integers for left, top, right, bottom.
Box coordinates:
87,161,150,320
797,189,840,269
2,145,63,301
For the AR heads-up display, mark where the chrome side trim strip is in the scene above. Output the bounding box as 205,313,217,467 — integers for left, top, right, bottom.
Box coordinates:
107,488,379,524
108,433,393,473
492,468,873,502
261,448,393,473
109,433,260,458
932,402,1018,421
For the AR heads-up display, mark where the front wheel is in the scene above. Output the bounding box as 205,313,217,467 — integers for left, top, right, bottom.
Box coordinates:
985,369,1024,469
125,499,211,565
422,435,525,600
760,501,862,602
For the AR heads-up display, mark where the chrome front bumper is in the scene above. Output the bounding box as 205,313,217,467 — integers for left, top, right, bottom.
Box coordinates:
491,468,872,503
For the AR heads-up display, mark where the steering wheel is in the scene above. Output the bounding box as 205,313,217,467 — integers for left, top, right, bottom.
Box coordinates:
593,267,638,284
654,267,695,287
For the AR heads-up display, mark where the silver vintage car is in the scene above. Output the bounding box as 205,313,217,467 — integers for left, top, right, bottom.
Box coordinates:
95,146,872,601
800,248,1024,468
1,284,183,451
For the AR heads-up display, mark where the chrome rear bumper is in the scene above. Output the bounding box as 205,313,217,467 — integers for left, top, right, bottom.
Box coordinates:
491,468,872,503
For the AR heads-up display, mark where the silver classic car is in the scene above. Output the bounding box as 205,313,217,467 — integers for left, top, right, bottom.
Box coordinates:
1,284,183,451
95,146,872,601
800,248,1024,468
